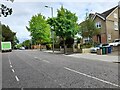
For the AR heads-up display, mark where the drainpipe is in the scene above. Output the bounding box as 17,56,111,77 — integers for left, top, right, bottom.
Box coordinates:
105,20,108,43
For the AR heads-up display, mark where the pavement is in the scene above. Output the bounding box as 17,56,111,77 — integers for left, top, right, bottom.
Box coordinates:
43,50,119,63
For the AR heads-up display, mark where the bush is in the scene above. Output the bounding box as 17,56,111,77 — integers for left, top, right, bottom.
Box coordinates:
46,44,52,50
81,43,93,48
65,37,74,45
54,43,60,48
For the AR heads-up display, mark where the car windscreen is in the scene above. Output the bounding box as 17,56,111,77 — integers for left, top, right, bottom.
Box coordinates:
102,44,109,46
115,40,120,42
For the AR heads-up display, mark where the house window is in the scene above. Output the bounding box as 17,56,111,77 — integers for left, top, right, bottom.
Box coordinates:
114,13,117,18
114,21,118,30
96,22,102,28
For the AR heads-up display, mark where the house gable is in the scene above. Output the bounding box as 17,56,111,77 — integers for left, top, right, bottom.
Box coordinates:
106,7,118,19
92,6,118,21
93,13,105,21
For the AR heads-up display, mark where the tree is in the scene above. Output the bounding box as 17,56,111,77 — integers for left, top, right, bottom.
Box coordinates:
27,13,51,50
2,24,16,42
79,13,100,44
0,0,14,17
22,40,31,49
12,36,19,49
2,24,18,48
47,6,79,53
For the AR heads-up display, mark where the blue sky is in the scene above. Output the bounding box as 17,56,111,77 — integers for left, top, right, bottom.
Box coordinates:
1,0,120,43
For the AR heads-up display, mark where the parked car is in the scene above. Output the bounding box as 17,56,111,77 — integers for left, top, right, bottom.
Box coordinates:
90,43,109,53
19,47,25,50
109,39,120,47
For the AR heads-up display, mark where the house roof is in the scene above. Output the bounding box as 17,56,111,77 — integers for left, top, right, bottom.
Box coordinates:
101,6,118,18
93,6,118,20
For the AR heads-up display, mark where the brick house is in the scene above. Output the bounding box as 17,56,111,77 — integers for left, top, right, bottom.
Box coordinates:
92,6,119,44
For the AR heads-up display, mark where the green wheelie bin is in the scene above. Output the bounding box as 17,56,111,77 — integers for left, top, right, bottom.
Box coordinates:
102,47,106,54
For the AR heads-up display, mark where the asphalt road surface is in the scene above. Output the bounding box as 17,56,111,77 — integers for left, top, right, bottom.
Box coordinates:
2,50,119,88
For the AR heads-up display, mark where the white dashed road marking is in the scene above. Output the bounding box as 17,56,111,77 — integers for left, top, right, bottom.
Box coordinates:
10,65,12,68
43,60,50,63
12,69,15,73
64,67,120,87
8,54,12,65
9,59,12,65
15,76,20,82
8,54,20,82
34,57,38,59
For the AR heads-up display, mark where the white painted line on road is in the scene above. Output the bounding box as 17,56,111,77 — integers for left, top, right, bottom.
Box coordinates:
8,58,12,65
15,76,20,82
34,57,38,59
43,60,50,63
10,65,12,68
12,69,15,72
8,54,12,65
64,67,120,87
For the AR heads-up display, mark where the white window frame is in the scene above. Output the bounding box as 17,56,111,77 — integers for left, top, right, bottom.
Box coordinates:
114,21,118,30
96,21,102,28
114,13,117,19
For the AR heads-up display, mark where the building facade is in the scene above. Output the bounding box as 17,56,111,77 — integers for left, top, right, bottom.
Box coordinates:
92,6,119,44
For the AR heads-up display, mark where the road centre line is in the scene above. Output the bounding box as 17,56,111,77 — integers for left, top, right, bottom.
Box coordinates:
34,56,50,63
10,65,12,68
34,57,38,59
8,54,20,82
8,58,12,65
8,54,12,65
15,76,20,82
12,69,14,72
64,67,120,87
43,60,50,63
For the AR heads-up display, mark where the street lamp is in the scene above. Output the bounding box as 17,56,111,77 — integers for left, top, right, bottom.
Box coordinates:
118,1,120,38
45,5,54,53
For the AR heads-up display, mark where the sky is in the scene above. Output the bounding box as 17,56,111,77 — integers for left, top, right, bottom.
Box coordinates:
1,0,120,43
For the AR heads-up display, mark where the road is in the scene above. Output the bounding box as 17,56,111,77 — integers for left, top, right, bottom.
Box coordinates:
2,50,119,88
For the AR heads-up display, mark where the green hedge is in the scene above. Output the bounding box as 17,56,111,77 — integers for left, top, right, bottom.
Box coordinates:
81,43,93,49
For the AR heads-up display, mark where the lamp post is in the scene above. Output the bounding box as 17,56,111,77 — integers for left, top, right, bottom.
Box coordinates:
118,1,120,38
45,5,54,53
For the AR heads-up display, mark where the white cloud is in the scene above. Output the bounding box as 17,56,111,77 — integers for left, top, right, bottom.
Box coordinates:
1,0,119,2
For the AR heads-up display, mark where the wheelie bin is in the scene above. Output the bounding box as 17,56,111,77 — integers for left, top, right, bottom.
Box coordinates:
102,47,106,54
108,46,112,54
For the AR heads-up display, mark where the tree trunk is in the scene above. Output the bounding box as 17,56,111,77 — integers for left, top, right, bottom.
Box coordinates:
40,44,42,51
39,40,42,51
63,39,67,54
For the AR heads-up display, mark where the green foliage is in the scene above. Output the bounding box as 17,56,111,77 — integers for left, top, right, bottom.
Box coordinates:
47,6,79,39
76,37,81,44
22,40,31,49
55,7,78,39
65,37,74,47
12,36,19,49
0,4,13,17
81,43,93,49
2,24,18,48
47,6,79,53
27,13,51,45
0,0,14,17
16,43,22,49
46,44,52,50
54,43,60,48
79,14,100,39
2,24,17,42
